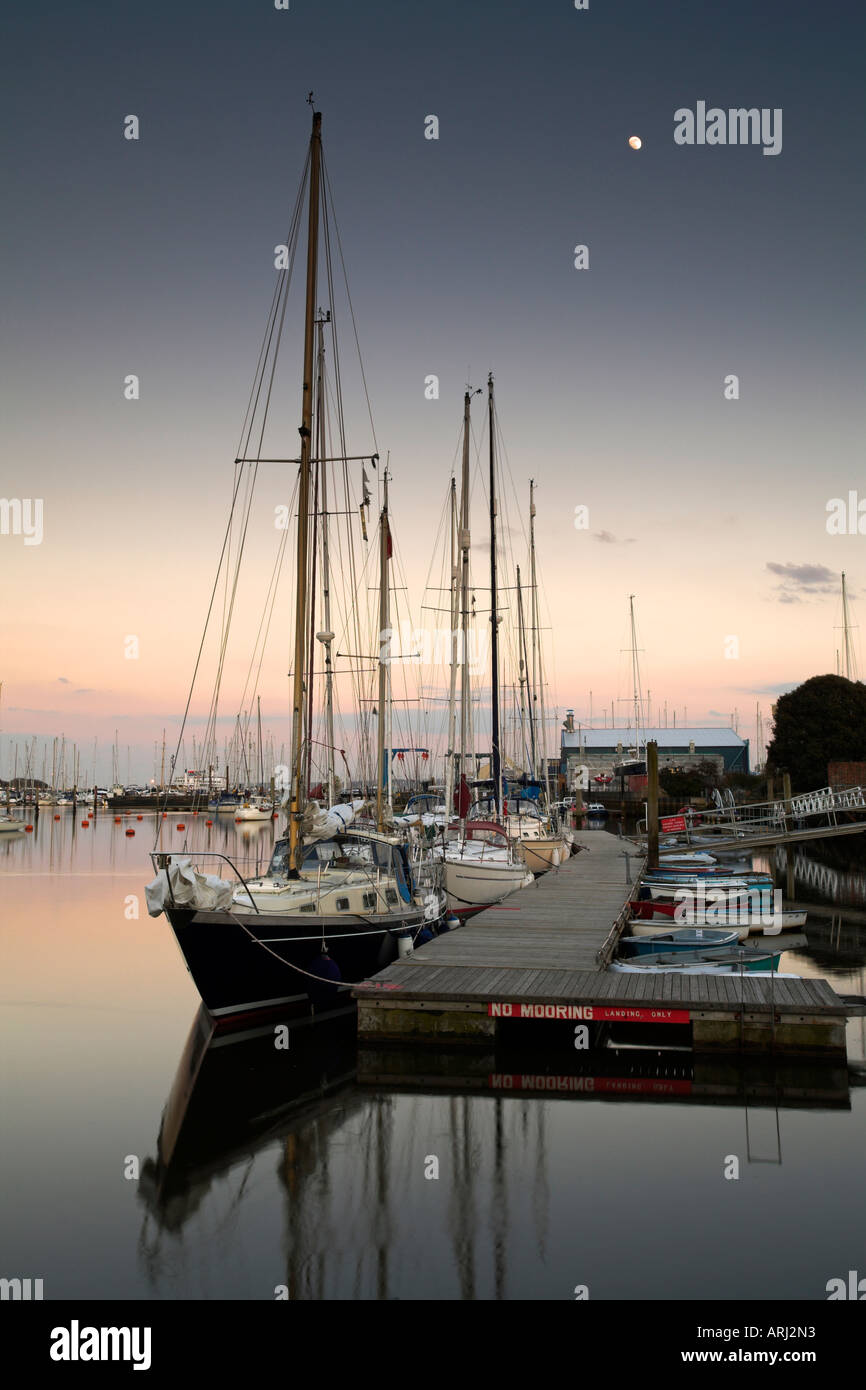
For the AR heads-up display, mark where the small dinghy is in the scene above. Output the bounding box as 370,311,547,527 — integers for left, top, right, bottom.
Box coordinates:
658,851,717,867
628,900,807,934
618,927,739,957
611,945,786,973
645,875,773,902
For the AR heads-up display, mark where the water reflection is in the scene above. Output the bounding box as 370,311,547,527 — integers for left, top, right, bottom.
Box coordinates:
3,809,866,1299
135,1011,857,1298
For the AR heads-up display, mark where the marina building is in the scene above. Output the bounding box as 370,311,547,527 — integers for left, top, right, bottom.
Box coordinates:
560,721,750,789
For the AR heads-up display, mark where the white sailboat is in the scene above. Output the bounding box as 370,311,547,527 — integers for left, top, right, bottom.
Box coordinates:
433,383,531,918
467,418,568,874
235,797,274,822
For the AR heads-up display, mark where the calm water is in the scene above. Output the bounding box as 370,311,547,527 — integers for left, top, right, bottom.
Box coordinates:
2,810,865,1300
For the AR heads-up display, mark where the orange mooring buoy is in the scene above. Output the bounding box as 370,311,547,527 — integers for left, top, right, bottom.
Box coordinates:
81,820,90,828
114,816,122,824
206,819,213,827
25,824,34,832
177,822,185,831
137,814,143,821
54,814,60,821
125,828,135,836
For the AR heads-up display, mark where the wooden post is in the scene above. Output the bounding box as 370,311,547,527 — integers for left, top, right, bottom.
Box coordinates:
782,771,792,829
647,739,659,869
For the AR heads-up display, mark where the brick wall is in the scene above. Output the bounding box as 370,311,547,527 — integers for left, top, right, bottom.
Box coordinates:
828,761,866,789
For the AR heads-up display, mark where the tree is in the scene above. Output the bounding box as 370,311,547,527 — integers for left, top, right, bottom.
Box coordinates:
765,674,866,793
659,762,718,800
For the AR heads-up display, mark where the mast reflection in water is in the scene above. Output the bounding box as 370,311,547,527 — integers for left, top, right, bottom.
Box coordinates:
135,1007,860,1300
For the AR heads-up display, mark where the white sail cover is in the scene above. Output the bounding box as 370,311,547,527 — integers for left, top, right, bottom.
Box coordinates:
300,799,365,843
145,857,234,916
300,800,366,839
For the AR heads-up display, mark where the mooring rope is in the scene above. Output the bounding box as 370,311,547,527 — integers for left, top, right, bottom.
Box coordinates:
226,907,430,987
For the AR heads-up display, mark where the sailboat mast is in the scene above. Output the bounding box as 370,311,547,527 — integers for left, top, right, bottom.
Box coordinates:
305,452,320,797
376,470,391,830
288,105,322,868
529,480,550,805
629,595,642,755
458,388,475,819
315,312,336,806
842,571,852,679
444,476,459,819
516,566,532,774
257,696,264,792
488,374,502,817
529,482,539,772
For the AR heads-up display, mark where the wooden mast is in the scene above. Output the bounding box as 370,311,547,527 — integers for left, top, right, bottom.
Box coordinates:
488,373,502,817
289,104,322,870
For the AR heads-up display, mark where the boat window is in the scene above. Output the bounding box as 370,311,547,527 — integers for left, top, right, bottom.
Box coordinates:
407,794,441,815
268,839,291,876
363,892,378,909
336,897,349,911
302,841,340,864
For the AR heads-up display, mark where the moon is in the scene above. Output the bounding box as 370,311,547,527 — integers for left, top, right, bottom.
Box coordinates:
628,135,642,150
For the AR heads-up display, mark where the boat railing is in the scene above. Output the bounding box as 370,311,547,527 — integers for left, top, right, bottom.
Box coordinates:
150,850,263,913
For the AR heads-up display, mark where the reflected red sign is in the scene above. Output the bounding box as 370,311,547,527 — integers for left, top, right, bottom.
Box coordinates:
489,1074,693,1096
661,814,687,831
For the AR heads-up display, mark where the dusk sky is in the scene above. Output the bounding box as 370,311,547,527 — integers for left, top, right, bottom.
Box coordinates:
2,0,864,783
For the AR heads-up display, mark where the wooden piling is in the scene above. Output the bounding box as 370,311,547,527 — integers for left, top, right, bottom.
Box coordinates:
646,740,659,870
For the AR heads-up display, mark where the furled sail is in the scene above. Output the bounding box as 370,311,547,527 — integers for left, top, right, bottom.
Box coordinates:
299,799,366,844
145,857,234,917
